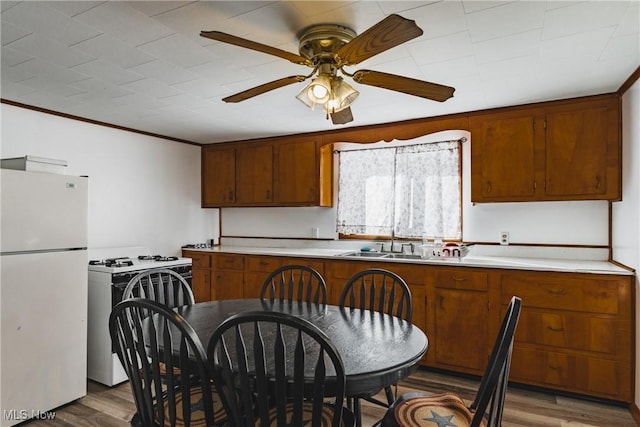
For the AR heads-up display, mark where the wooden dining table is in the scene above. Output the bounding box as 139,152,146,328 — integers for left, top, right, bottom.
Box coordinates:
173,298,428,398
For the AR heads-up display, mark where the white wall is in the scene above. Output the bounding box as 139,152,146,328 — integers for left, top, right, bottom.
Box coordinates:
1,104,218,256
612,78,640,408
222,130,610,246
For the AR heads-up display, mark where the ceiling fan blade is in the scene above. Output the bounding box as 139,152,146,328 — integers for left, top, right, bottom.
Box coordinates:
352,70,455,102
200,31,312,66
223,75,308,103
330,107,354,124
336,14,423,66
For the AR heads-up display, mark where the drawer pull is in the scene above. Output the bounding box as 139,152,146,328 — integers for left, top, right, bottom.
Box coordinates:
547,326,565,332
450,276,467,282
548,365,562,371
547,289,566,296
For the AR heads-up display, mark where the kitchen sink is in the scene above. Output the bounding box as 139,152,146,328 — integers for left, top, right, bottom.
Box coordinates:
337,251,424,260
388,253,423,260
337,251,391,258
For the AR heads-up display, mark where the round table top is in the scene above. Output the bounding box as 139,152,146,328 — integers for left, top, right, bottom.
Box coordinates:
175,298,428,397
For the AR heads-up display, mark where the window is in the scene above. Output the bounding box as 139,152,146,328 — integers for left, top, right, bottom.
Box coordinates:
336,139,462,240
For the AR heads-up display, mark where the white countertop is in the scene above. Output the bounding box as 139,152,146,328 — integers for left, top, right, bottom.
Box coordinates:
183,245,633,275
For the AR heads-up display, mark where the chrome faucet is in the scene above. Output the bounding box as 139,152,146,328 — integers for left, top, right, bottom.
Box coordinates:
378,229,402,253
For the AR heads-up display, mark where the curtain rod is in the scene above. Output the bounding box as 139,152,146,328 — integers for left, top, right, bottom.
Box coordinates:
333,136,467,153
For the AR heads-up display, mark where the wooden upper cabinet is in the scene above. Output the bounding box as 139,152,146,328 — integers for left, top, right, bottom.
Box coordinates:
470,112,538,201
471,95,621,202
201,136,332,207
274,137,331,206
202,147,235,206
544,98,620,200
235,144,273,205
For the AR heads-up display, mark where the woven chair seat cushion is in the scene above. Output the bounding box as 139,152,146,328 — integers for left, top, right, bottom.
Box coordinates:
392,392,486,427
262,402,353,427
154,384,227,427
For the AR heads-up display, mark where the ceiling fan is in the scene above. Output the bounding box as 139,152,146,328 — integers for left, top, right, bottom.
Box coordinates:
200,14,455,125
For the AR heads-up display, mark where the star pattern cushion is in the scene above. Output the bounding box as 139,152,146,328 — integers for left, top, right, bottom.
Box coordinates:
262,402,352,427
393,392,486,427
155,384,227,427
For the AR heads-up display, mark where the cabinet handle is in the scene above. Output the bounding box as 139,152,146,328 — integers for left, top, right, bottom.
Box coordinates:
548,365,562,372
547,326,565,332
486,181,492,193
595,175,601,190
450,276,466,282
228,191,234,201
266,189,271,200
547,289,566,296
438,295,445,309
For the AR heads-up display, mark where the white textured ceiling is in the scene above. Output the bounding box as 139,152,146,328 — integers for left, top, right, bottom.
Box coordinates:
1,1,638,144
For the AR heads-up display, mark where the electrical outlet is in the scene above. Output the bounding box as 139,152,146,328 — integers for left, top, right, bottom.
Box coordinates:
500,231,509,245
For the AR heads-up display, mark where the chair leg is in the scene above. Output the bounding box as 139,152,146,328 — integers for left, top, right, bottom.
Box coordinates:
384,385,395,405
354,397,362,427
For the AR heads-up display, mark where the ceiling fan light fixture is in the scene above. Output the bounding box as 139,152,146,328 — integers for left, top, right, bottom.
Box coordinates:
306,74,332,103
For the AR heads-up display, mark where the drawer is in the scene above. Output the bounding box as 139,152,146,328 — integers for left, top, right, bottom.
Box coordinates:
500,273,619,314
515,309,617,354
182,251,211,268
510,346,631,401
328,261,369,280
379,263,426,285
284,257,325,275
246,256,282,273
434,268,488,291
213,254,244,270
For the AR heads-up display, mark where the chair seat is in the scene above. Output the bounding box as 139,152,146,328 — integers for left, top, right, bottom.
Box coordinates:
263,402,355,427
390,392,486,427
154,384,227,427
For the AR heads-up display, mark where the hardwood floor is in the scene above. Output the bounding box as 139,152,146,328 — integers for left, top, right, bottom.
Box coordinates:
21,368,637,426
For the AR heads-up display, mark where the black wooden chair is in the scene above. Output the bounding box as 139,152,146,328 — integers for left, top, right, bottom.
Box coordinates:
122,268,195,307
109,298,226,427
260,264,327,304
380,296,522,427
207,310,355,427
122,268,195,378
338,268,413,426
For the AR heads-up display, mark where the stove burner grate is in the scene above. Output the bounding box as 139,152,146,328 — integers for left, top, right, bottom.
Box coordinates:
138,255,180,262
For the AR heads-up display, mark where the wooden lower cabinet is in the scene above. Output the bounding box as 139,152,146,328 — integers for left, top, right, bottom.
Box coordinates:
182,250,633,402
499,270,633,402
244,256,282,298
181,250,212,302
211,254,244,300
425,267,490,374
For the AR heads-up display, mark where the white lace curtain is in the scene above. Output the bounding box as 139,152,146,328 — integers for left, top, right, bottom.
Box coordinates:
336,140,461,240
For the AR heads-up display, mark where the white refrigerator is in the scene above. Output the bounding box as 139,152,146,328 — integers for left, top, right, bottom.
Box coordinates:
1,168,88,426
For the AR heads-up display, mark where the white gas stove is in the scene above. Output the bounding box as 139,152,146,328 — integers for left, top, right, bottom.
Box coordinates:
87,246,192,386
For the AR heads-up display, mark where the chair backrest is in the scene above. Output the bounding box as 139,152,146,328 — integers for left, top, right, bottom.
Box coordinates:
207,310,347,427
469,296,522,427
260,264,327,304
109,298,217,427
339,268,413,321
122,268,194,307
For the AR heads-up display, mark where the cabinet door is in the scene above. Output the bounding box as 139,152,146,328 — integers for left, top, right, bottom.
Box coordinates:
212,270,244,300
202,147,235,206
433,288,489,373
191,268,211,302
545,104,616,198
274,138,318,204
244,256,282,298
236,144,273,204
471,113,537,202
